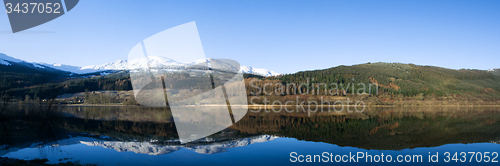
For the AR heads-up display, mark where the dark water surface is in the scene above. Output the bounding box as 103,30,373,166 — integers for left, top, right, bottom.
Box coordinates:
1,106,500,165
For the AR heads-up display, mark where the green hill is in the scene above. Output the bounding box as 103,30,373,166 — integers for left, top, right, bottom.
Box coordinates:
272,62,500,98
1,62,499,102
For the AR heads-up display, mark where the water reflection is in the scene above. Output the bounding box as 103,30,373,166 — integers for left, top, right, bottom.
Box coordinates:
234,107,500,150
81,135,278,155
1,105,500,165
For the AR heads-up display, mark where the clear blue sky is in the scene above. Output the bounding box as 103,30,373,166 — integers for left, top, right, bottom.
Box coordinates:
1,0,499,74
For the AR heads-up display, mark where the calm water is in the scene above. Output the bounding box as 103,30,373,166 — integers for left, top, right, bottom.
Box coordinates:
1,106,500,165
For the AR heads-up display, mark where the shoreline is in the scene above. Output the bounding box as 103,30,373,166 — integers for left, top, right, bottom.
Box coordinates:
51,104,500,108
0,157,96,166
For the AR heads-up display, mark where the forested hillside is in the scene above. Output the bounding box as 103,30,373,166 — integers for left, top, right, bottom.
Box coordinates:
0,70,263,100
268,63,500,98
0,71,131,99
1,62,499,103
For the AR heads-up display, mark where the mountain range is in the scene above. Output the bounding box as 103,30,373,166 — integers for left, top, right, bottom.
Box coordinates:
0,134,278,156
2,52,499,100
81,135,278,155
0,53,280,77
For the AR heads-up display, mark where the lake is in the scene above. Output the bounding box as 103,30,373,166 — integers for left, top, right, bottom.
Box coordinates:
1,105,500,165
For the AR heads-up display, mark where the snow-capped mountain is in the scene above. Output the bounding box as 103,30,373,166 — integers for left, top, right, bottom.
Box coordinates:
0,53,73,75
80,141,181,155
0,53,280,77
81,56,280,77
187,135,278,154
81,56,185,71
0,53,24,65
1,134,278,157
80,135,279,155
36,62,98,73
240,66,280,77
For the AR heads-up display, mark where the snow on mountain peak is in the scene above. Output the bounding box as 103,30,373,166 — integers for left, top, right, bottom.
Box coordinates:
80,135,278,155
240,66,280,77
82,56,280,77
1,53,280,77
0,53,24,65
34,62,96,74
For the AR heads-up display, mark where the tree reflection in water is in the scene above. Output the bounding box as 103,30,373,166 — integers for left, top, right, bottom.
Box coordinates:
1,106,500,155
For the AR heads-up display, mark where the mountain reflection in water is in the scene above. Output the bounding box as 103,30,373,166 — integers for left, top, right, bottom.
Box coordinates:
80,135,278,155
1,105,500,165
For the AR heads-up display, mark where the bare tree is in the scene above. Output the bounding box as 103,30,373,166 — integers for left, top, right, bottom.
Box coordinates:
0,95,11,116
